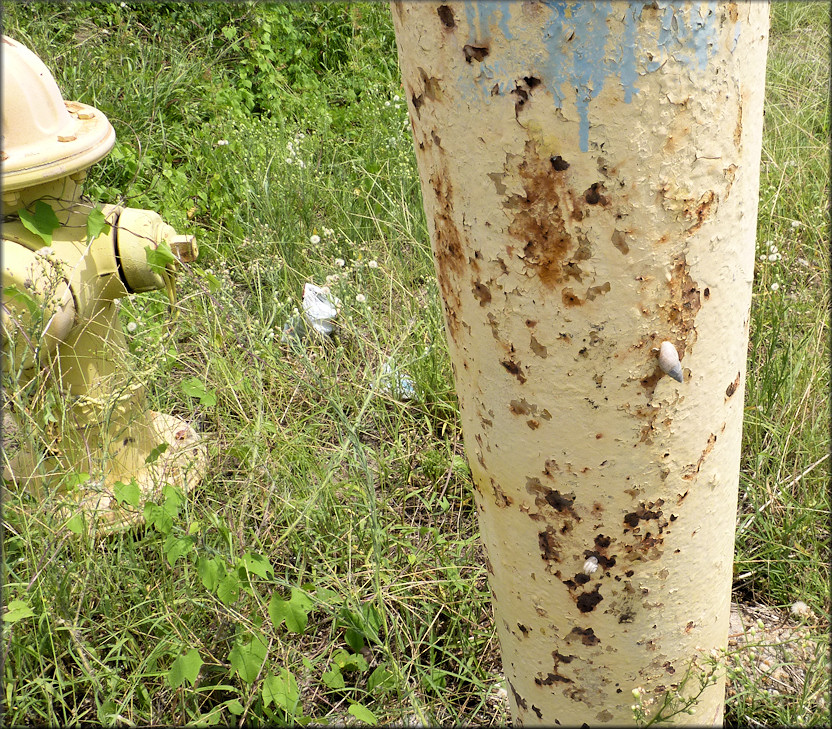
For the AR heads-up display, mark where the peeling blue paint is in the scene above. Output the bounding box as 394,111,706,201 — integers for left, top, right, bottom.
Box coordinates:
732,21,742,53
458,1,725,153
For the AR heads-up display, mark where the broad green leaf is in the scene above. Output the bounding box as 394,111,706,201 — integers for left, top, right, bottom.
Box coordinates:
113,480,141,508
181,376,217,407
345,628,364,653
85,208,111,240
269,591,310,633
143,503,173,535
3,600,34,623
320,667,345,690
65,512,86,535
348,703,377,725
367,665,396,692
145,241,176,276
197,556,223,592
65,472,90,490
332,649,368,673
18,201,60,245
239,552,274,580
164,534,196,565
262,667,300,712
226,699,244,716
161,484,185,518
217,574,240,606
228,634,267,684
167,649,203,688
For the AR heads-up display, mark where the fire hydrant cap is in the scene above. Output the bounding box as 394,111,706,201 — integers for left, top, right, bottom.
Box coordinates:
1,36,115,192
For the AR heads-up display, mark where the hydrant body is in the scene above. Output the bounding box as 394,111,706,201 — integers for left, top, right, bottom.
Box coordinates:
2,36,204,531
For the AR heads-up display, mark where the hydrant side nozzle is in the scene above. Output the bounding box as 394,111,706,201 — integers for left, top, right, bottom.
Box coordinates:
170,234,198,264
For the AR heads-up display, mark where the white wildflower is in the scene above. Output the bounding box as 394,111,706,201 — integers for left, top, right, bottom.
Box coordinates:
768,254,778,262
368,260,378,269
126,321,137,333
216,139,229,146
334,258,345,268
770,282,779,291
355,293,366,303
790,601,811,617
790,220,801,228
309,234,321,245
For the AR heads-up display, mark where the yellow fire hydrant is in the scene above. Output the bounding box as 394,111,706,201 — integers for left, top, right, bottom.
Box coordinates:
1,36,205,532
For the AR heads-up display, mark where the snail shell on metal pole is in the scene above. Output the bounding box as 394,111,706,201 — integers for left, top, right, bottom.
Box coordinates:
658,341,684,382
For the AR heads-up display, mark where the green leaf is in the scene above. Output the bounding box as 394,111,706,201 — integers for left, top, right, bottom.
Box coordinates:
262,667,300,712
226,699,244,716
348,703,378,725
145,240,177,276
268,590,312,634
86,208,111,240
161,484,185,518
217,574,240,606
197,556,223,592
143,502,173,535
65,512,86,535
239,552,274,580
321,667,345,690
65,472,90,490
228,634,267,684
2,285,39,317
367,665,396,692
345,628,364,653
18,201,60,245
181,376,217,407
113,479,141,508
164,534,196,565
167,649,203,689
145,442,169,465
3,599,35,623
332,648,368,673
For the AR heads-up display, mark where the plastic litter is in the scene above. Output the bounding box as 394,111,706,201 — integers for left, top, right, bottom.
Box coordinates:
282,283,339,344
380,359,417,401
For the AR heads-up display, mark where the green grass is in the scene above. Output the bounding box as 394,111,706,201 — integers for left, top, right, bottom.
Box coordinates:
2,2,828,726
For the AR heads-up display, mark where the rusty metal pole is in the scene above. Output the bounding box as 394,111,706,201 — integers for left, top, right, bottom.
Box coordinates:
391,2,768,725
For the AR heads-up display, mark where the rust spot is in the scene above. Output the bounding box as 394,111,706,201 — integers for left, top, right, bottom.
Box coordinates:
530,333,548,358
518,623,530,636
472,281,491,306
704,287,710,299
583,182,608,206
536,672,573,685
490,478,513,507
687,190,718,235
539,526,561,562
463,44,489,63
568,626,599,646
527,419,540,430
562,288,582,307
550,155,570,171
585,282,611,301
526,478,579,521
500,358,527,384
532,706,543,719
436,4,455,28
431,131,442,147
665,256,701,343
506,140,575,288
611,229,629,254
682,433,717,480
418,68,442,102
725,372,740,400
490,83,500,96
577,585,603,612
507,678,527,710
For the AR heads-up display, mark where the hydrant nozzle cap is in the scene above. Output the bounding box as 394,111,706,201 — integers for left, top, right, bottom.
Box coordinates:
1,36,116,192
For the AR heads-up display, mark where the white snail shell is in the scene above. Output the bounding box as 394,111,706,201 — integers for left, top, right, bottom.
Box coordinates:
583,556,599,575
658,341,684,382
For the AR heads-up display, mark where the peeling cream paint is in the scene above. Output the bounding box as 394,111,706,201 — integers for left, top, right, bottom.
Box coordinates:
391,1,768,725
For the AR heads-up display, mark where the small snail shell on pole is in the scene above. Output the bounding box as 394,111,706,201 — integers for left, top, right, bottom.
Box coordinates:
658,341,684,382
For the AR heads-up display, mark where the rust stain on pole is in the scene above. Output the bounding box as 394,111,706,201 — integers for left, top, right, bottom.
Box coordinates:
392,1,769,725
